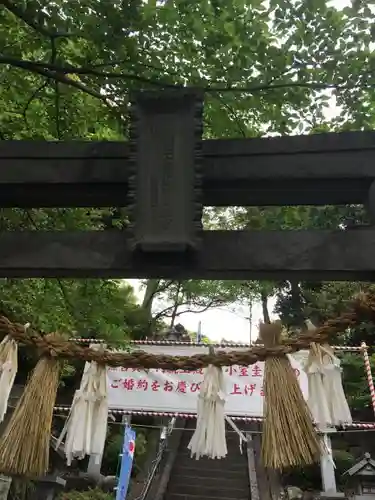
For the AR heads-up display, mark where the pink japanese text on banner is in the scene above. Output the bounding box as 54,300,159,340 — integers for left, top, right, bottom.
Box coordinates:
106,346,309,417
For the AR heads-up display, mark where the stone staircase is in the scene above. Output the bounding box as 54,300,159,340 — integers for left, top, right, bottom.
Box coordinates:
164,421,250,500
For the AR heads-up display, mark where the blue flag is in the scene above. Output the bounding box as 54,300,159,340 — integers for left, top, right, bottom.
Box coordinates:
116,426,136,500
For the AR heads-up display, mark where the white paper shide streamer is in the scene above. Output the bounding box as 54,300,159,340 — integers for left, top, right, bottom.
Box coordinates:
188,364,227,460
320,343,352,426
305,341,331,429
304,321,352,429
0,334,18,423
56,344,108,465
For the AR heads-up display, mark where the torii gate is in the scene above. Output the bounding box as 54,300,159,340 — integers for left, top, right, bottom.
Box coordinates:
0,89,375,280
0,88,372,496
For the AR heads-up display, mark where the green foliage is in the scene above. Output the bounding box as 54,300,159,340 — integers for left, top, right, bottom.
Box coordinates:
102,431,123,476
341,353,375,418
0,276,145,383
59,488,113,500
103,427,148,476
333,449,356,470
301,281,375,347
0,277,139,341
206,204,371,329
282,449,355,490
2,0,374,142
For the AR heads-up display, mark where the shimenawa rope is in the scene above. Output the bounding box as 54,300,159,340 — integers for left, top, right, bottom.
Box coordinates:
0,292,372,369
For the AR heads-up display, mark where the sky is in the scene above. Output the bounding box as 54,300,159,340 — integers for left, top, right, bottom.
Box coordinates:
126,279,276,344
125,0,351,344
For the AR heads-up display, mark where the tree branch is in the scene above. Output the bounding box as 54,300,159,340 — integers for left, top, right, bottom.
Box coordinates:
0,55,178,88
153,305,176,321
2,55,374,95
155,280,175,295
0,55,113,106
22,81,49,128
174,302,221,316
91,58,185,80
214,94,247,138
153,298,223,320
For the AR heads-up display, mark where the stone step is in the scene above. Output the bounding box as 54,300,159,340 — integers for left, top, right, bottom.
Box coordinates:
172,464,248,480
179,434,243,444
174,455,247,471
183,421,251,432
165,494,249,500
178,447,245,458
168,474,248,489
177,441,247,458
164,424,250,500
180,431,244,439
178,445,246,456
167,480,248,498
178,445,244,455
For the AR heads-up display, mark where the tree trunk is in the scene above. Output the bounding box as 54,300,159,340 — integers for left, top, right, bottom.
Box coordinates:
141,279,160,334
249,298,253,344
260,291,271,324
141,279,160,312
290,280,305,327
170,282,182,327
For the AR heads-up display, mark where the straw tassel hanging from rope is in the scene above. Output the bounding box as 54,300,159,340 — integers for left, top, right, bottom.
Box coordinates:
0,333,19,423
56,344,108,466
188,358,227,460
260,321,321,470
0,332,61,477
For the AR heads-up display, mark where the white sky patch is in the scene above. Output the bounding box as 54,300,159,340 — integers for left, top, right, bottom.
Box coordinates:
126,279,277,343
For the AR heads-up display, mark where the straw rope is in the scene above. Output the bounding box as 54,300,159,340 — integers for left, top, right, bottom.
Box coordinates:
0,292,370,478
0,292,372,370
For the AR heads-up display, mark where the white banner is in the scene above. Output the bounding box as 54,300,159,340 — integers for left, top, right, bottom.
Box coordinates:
107,346,309,417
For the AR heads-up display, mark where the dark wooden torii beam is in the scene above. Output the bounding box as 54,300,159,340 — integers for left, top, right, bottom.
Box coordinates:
0,229,373,281
1,129,375,208
0,88,375,280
